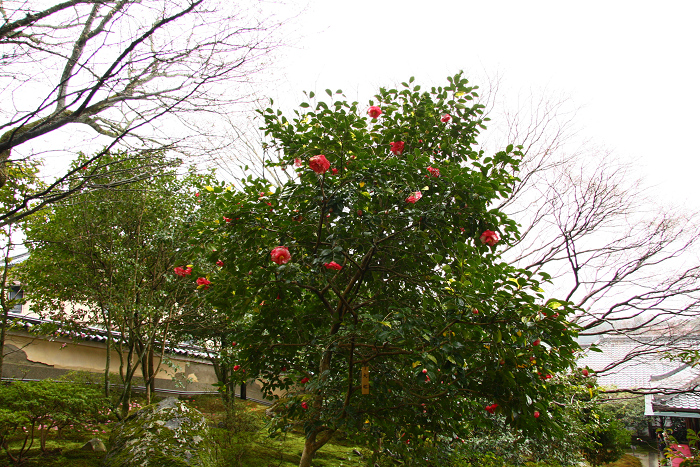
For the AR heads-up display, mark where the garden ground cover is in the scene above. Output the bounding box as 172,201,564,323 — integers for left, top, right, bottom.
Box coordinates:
0,395,366,467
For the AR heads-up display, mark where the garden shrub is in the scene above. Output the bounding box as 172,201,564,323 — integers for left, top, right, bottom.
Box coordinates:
0,379,106,464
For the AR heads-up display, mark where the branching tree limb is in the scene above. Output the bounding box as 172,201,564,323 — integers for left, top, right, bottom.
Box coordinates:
0,0,287,224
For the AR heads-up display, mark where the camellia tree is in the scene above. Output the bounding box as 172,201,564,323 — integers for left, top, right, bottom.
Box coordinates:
186,73,581,467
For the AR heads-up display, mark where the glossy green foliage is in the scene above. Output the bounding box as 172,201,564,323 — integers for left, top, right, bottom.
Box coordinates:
21,152,214,321
187,73,581,458
0,380,105,462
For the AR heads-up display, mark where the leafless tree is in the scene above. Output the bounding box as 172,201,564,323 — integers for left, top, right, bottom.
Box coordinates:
486,88,700,393
0,0,288,227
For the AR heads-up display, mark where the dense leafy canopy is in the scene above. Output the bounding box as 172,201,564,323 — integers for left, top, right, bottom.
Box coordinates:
20,153,215,414
185,73,581,464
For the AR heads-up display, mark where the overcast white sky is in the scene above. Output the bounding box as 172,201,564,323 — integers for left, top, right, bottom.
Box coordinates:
270,0,700,209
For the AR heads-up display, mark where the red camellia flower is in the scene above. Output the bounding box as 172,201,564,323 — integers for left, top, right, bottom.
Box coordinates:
233,365,241,371
406,191,422,204
174,266,192,276
441,114,451,123
196,277,211,289
324,261,342,271
300,377,309,384
216,260,224,267
485,403,498,414
301,401,308,410
223,216,232,223
331,168,338,175
368,106,382,118
309,154,331,174
427,166,440,177
479,230,500,246
270,246,291,265
390,141,405,155
534,411,540,419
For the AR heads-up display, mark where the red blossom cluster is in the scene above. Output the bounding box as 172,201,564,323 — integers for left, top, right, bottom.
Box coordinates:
225,105,505,296
196,277,211,289
484,403,498,414
405,191,422,204
309,155,331,174
427,166,440,177
174,266,192,276
479,230,500,246
390,141,405,155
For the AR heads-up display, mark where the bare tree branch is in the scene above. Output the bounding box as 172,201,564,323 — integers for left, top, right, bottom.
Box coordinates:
0,0,290,224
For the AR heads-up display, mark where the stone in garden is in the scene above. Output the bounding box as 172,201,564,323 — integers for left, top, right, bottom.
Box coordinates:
82,438,107,452
101,397,213,467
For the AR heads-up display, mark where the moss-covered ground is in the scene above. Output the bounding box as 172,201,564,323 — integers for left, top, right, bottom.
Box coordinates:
602,454,644,467
0,394,367,467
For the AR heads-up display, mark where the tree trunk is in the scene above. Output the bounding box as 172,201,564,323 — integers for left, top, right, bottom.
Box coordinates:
148,344,155,399
212,336,235,409
299,433,317,467
298,429,335,467
0,303,7,380
140,346,151,405
103,309,112,397
121,380,131,419
0,228,13,379
40,428,48,452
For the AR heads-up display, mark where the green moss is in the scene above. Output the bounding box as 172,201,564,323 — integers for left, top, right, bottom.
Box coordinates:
602,454,644,467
